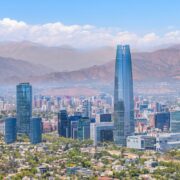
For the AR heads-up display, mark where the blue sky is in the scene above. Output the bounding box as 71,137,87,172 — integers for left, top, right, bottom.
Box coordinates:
0,0,179,49
0,0,179,33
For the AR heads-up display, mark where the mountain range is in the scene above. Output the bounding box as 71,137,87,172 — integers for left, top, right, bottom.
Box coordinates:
0,41,179,86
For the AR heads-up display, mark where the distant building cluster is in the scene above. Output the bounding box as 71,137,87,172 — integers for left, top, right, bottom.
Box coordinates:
0,45,180,153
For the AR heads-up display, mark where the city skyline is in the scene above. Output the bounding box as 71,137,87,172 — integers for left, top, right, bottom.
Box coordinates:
0,1,179,179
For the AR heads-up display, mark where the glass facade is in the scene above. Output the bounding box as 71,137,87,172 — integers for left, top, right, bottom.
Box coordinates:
68,115,81,139
5,117,17,144
30,117,42,144
16,83,32,134
170,111,180,133
114,45,134,146
155,112,170,131
58,110,69,137
77,117,90,140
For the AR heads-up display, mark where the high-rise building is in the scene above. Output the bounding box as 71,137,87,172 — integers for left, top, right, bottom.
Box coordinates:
16,83,32,134
82,99,92,118
58,109,69,137
155,112,170,132
68,115,81,139
170,111,180,133
77,117,90,140
5,117,17,144
30,117,42,144
113,45,134,146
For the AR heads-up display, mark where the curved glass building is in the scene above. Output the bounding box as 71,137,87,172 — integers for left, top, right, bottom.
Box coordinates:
113,45,134,146
16,83,32,134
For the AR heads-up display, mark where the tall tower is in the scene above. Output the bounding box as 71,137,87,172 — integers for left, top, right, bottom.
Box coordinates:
113,45,134,146
16,83,32,134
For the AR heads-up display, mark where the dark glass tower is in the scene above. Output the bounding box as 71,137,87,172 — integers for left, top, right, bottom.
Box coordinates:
30,117,42,144
58,109,69,137
16,83,32,134
5,117,17,144
113,45,134,146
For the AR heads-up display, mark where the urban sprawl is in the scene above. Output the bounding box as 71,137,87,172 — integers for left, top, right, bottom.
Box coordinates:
0,45,180,179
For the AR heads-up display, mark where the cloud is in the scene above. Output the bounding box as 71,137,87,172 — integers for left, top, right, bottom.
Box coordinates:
0,18,179,50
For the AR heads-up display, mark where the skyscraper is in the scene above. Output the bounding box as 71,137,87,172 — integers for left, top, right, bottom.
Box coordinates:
113,45,134,146
58,109,69,137
30,117,42,144
16,83,32,134
5,117,17,144
82,99,92,118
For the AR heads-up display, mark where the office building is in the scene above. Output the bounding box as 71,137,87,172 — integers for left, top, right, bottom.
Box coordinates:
58,109,69,137
68,115,81,139
30,117,42,144
170,111,180,133
82,99,92,118
156,133,180,152
77,117,90,140
155,112,170,132
16,83,32,134
90,122,114,146
127,135,156,150
96,113,112,123
113,45,134,146
5,117,17,144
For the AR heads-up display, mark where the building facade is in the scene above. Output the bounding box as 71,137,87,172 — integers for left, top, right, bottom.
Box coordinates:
58,109,69,137
155,112,170,132
170,111,180,133
16,83,32,134
68,115,81,139
127,135,156,150
82,99,92,118
77,117,90,140
156,133,180,152
90,122,114,146
30,117,42,144
113,45,134,146
96,113,112,123
5,117,17,144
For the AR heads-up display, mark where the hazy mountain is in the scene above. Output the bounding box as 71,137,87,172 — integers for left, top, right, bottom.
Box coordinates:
28,46,180,84
0,41,179,85
0,56,51,84
0,41,114,71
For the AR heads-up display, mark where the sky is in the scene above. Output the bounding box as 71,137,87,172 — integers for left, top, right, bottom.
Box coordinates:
0,0,180,49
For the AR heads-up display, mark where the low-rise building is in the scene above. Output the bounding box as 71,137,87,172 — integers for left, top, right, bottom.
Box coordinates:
90,122,114,146
127,135,156,150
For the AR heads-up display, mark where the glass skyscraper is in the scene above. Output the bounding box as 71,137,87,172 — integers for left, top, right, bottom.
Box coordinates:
113,45,134,146
16,83,32,134
5,117,17,144
58,109,69,137
30,117,42,144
